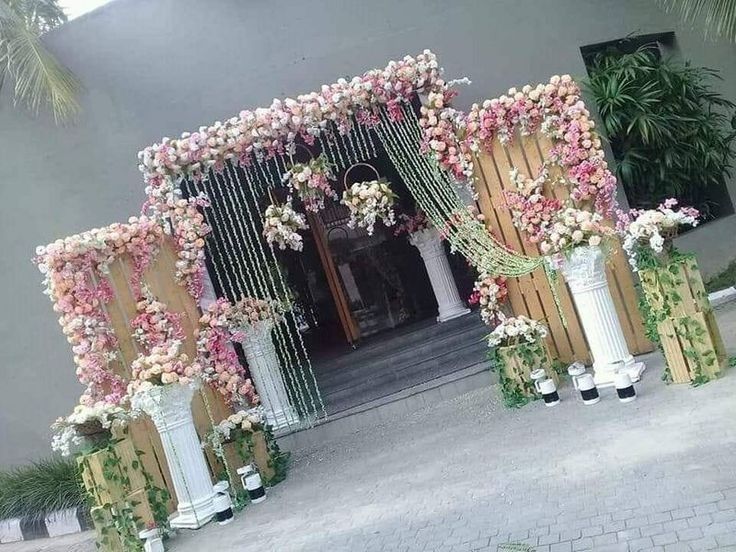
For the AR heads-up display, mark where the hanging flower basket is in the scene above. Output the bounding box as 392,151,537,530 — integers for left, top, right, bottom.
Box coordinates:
341,163,397,236
262,200,308,252
282,153,337,212
487,316,558,407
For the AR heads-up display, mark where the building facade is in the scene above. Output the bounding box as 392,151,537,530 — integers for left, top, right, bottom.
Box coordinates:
1,0,735,467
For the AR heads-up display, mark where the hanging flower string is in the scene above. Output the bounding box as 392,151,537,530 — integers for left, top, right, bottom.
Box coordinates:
263,200,309,251
341,179,397,236
282,154,337,212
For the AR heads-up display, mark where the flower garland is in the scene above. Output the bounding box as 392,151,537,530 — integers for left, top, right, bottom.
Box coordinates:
166,197,211,300
420,75,621,256
204,407,265,448
282,154,337,212
468,273,508,326
341,179,397,236
196,298,259,406
263,200,309,251
130,290,184,352
619,198,700,271
34,217,165,405
138,51,443,209
487,315,548,348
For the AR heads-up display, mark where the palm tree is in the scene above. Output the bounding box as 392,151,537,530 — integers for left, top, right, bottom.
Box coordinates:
0,0,81,123
658,0,736,42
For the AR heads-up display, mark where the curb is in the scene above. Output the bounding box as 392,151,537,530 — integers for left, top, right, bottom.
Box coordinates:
0,507,89,544
709,287,736,308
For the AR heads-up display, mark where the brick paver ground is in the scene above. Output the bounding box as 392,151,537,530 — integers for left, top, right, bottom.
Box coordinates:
5,302,736,552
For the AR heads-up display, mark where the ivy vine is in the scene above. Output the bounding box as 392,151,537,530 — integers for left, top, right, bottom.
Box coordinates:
488,339,553,409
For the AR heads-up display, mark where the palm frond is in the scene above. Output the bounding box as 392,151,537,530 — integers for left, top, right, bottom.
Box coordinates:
0,0,81,123
658,0,736,42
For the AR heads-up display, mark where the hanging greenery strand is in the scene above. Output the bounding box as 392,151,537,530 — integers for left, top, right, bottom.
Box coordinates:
223,164,314,418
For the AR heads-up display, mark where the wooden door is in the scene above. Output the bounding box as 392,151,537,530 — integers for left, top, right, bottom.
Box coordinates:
307,213,361,345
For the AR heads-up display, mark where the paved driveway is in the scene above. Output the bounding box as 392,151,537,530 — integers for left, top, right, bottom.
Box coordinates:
5,303,736,552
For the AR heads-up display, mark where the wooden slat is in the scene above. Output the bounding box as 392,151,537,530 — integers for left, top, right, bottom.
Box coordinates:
472,128,654,363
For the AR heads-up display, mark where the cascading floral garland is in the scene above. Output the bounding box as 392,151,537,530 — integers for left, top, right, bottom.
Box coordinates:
468,272,508,326
34,216,165,405
137,51,444,212
419,74,620,257
196,298,263,406
130,289,185,352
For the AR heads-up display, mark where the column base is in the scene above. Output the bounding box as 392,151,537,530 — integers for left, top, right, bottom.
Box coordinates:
593,357,646,388
266,406,300,431
437,306,470,323
169,494,216,530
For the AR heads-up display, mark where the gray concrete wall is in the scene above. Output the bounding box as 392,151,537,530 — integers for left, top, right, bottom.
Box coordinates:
1,0,735,466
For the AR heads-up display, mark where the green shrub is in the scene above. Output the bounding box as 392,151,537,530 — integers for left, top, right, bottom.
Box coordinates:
586,46,736,217
0,457,87,522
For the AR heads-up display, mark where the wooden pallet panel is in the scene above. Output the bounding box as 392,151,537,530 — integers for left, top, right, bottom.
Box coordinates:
472,130,653,363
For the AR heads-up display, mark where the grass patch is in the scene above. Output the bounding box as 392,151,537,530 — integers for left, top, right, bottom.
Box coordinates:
0,457,87,522
705,260,736,293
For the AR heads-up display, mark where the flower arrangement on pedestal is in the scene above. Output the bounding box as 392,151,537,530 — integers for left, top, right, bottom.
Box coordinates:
51,402,131,456
262,201,309,252
128,341,202,396
228,296,284,337
203,407,289,488
619,200,725,385
341,179,397,236
282,154,337,212
538,208,615,257
619,198,700,272
468,272,508,326
487,315,558,408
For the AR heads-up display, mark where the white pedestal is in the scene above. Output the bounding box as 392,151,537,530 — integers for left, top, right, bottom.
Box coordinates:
560,246,645,387
240,320,299,430
132,383,216,529
409,228,470,323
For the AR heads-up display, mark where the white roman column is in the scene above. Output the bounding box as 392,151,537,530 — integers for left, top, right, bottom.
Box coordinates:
409,227,470,323
240,320,299,430
560,245,645,386
132,382,216,529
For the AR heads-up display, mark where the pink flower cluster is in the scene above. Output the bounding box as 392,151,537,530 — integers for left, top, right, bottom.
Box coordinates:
282,154,337,212
138,51,443,205
131,293,184,353
504,168,562,243
464,75,618,217
196,298,259,406
166,197,211,299
418,89,474,181
128,341,202,396
35,217,165,405
468,273,508,326
394,210,431,237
